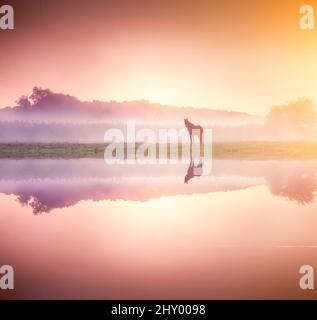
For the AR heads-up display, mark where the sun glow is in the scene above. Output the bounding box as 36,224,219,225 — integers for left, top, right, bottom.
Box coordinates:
137,79,185,106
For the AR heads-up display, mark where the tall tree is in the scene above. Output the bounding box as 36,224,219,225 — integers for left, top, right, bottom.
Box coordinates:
267,98,316,134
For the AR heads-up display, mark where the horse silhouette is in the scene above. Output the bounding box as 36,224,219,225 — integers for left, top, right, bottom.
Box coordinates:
184,118,203,146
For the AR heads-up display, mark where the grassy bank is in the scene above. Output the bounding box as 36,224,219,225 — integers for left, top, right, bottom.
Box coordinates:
1,142,317,159
213,141,317,160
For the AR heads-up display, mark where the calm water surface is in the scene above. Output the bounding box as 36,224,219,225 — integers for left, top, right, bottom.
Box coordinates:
1,159,317,299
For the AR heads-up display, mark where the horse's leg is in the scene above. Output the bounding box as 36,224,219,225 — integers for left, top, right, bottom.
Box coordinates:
190,133,193,157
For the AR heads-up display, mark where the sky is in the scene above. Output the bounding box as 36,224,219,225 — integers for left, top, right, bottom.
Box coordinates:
0,0,316,115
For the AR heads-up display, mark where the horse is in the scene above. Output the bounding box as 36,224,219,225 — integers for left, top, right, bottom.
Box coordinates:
184,118,203,146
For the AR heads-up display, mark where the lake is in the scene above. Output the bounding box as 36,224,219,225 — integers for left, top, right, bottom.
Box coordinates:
0,159,317,299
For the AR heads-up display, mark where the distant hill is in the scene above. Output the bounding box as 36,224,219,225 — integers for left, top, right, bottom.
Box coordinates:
0,87,263,126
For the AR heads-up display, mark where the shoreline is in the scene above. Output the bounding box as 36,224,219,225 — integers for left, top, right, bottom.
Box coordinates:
1,141,317,159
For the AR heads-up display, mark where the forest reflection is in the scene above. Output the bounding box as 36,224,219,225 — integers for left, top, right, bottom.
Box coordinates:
0,159,315,214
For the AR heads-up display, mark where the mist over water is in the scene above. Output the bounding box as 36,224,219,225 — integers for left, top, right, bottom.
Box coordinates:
0,159,316,213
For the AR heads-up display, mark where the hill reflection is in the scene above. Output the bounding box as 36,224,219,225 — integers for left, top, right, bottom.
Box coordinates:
0,159,316,214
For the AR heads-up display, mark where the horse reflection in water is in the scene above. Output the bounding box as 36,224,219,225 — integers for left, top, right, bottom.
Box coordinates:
184,159,203,184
